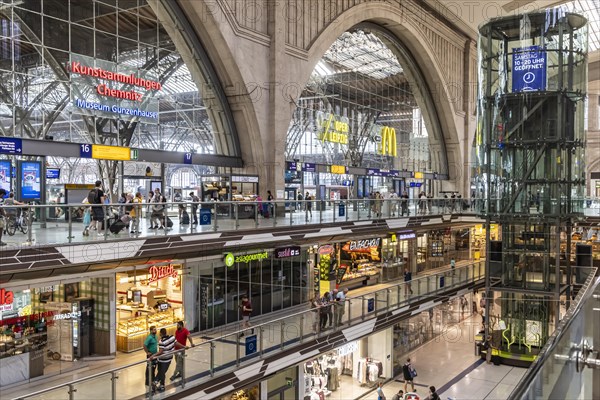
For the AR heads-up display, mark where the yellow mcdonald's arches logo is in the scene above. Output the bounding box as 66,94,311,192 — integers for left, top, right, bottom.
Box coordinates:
380,126,397,157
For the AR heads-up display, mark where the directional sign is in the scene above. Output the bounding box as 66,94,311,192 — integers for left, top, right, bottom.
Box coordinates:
92,144,130,161
0,138,23,154
80,144,92,158
184,152,193,165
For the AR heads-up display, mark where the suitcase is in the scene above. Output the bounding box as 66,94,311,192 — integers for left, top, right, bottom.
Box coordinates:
109,220,128,234
166,216,173,228
181,212,190,225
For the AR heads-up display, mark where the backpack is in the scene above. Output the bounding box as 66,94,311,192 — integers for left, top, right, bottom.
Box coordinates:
87,188,100,204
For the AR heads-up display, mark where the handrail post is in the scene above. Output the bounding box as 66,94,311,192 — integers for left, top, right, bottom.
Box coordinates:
289,202,293,226
319,200,323,224
213,203,218,232
235,203,239,230
236,332,240,366
181,349,186,389
110,371,117,399
273,203,277,227
255,202,259,229
67,205,74,242
347,299,351,324
386,289,390,312
68,383,76,400
26,206,33,245
299,314,304,342
259,326,264,356
362,297,366,320
210,342,215,377
103,205,108,240
280,320,285,349
333,200,337,223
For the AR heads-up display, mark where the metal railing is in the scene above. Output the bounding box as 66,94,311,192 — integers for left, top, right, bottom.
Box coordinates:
14,261,485,400
509,267,599,400
0,197,487,248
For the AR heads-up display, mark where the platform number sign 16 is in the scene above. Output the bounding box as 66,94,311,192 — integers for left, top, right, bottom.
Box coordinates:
80,144,92,158
184,152,193,165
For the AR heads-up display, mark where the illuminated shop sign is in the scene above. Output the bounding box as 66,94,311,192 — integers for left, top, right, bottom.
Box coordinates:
0,288,15,312
348,238,381,251
53,311,82,320
225,251,270,266
397,232,416,240
318,245,334,255
69,54,160,121
337,341,358,356
317,112,349,145
148,265,178,284
275,246,301,258
380,126,397,157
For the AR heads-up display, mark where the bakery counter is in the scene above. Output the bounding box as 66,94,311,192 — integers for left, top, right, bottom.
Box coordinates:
116,308,182,353
0,333,47,386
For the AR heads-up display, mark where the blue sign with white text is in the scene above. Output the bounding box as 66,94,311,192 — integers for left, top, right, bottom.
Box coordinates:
0,137,22,155
80,143,92,158
513,45,546,92
199,208,211,225
245,335,257,356
20,161,41,200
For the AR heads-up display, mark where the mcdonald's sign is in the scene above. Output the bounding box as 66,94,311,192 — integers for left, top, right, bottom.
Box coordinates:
380,126,397,157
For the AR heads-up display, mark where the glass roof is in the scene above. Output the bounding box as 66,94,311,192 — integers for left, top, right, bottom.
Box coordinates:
321,31,403,79
561,0,600,52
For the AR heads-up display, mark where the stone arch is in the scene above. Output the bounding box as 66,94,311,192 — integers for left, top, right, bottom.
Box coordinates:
295,2,464,180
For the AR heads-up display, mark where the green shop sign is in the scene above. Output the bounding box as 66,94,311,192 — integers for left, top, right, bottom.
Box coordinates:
224,251,269,267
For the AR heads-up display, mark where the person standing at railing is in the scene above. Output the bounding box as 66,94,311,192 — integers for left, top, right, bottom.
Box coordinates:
404,267,413,296
152,327,177,393
0,188,6,246
311,293,322,331
170,321,194,382
150,189,164,230
130,192,143,234
143,326,158,394
401,191,409,216
320,291,333,330
306,192,313,218
82,199,91,236
265,190,274,218
335,288,349,326
373,192,382,217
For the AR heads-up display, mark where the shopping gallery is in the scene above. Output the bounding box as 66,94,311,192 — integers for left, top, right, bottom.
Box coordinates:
0,1,599,399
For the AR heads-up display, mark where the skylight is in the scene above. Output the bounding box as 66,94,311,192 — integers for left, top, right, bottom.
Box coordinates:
560,0,600,52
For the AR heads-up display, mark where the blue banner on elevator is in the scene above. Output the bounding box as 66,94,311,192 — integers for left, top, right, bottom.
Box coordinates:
512,45,547,92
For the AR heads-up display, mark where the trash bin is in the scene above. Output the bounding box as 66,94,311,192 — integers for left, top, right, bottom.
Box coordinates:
338,202,345,217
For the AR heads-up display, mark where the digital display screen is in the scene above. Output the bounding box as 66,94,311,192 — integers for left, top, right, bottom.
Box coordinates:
20,161,41,200
0,160,10,198
46,168,60,179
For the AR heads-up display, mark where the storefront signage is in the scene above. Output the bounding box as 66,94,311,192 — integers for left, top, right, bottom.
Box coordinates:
236,251,269,263
337,341,358,356
335,265,347,286
148,265,178,284
512,45,547,92
398,232,416,240
318,245,334,255
275,246,301,258
348,238,381,251
317,112,349,144
380,126,397,157
53,311,82,320
0,289,14,311
232,176,259,183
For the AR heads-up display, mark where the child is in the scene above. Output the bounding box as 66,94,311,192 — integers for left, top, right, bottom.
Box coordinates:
82,206,91,236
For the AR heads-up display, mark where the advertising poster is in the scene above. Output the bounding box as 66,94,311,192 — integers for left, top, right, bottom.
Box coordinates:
0,160,10,197
512,45,547,92
20,161,41,200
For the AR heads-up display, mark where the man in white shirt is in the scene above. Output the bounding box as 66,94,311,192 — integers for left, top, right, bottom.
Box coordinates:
335,288,349,326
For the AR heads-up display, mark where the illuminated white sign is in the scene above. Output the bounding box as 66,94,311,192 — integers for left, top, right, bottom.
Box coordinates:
337,341,358,356
53,311,81,320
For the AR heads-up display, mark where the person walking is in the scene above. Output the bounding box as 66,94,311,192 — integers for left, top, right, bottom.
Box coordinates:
376,381,386,400
82,201,92,236
305,192,313,218
88,180,105,232
152,328,177,392
189,192,199,225
450,257,456,275
296,192,303,211
239,294,253,337
404,267,413,296
170,321,194,382
429,386,440,400
402,358,416,393
335,288,349,326
143,326,159,393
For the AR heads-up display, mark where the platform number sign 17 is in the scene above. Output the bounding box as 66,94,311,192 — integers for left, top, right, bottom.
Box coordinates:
80,144,92,158
184,152,193,165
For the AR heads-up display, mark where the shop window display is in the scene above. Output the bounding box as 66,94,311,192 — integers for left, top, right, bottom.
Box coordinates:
338,238,382,290
219,386,258,400
115,265,184,352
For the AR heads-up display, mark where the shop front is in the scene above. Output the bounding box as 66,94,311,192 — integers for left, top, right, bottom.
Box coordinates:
301,329,392,400
0,277,113,387
115,263,185,353
190,246,310,332
337,238,383,290
381,232,415,281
